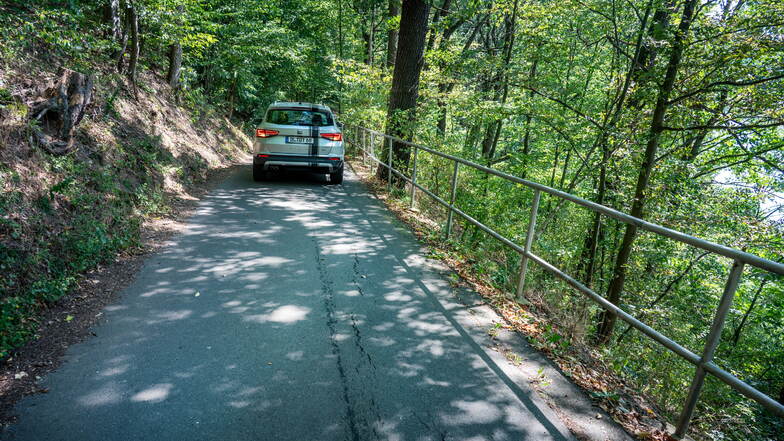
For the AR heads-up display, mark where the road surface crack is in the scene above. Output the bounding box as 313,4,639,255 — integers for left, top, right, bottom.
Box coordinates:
414,411,451,440
352,253,366,296
314,241,361,441
350,313,375,369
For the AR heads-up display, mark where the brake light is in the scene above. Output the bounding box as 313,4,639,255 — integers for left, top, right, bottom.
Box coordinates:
320,133,342,141
256,129,279,138
257,154,270,158
328,157,341,161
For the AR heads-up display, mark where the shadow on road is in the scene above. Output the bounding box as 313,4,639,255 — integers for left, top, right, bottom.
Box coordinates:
4,167,572,441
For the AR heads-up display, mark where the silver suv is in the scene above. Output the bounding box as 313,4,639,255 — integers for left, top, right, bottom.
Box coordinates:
253,102,344,184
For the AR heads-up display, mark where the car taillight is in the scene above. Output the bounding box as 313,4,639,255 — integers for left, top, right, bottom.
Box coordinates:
320,133,342,141
258,154,270,158
256,129,279,138
328,157,341,161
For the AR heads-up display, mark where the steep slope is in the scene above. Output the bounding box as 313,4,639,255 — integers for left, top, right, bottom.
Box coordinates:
0,57,251,360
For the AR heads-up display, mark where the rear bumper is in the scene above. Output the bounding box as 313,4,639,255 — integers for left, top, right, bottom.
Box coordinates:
253,154,343,173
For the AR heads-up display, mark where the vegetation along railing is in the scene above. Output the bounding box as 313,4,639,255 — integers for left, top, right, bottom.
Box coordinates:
343,123,784,438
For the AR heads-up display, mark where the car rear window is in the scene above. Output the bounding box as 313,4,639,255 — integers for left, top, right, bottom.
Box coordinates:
266,108,333,126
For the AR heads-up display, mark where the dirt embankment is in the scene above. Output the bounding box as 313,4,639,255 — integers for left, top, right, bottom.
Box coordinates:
0,57,251,421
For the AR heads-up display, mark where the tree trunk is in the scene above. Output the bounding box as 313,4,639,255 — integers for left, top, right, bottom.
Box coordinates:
616,251,709,343
115,2,129,73
167,4,184,90
376,0,430,183
29,68,95,155
463,123,481,156
426,0,452,52
167,43,183,89
534,0,656,237
520,56,539,177
577,147,608,287
480,0,518,161
227,76,237,120
386,0,400,68
627,0,676,108
365,5,375,65
126,1,140,95
730,280,767,348
110,0,122,41
435,17,484,134
596,0,698,344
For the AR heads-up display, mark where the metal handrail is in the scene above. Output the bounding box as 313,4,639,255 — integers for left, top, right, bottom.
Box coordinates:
343,123,784,438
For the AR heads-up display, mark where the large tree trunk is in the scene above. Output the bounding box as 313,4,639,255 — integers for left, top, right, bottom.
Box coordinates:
386,0,400,68
29,68,95,155
596,0,698,344
376,0,430,183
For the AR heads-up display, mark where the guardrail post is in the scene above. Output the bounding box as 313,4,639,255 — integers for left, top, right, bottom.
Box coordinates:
387,137,393,192
410,146,418,209
370,131,376,174
445,161,460,239
674,259,745,439
516,189,541,299
360,127,367,165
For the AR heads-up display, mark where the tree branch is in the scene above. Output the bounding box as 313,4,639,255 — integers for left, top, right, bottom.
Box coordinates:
690,143,784,178
667,73,784,105
514,85,604,130
662,121,784,131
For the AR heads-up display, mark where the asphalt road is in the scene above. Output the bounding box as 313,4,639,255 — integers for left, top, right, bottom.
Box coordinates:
3,166,576,441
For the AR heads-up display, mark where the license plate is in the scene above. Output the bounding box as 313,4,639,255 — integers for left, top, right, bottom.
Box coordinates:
286,136,313,144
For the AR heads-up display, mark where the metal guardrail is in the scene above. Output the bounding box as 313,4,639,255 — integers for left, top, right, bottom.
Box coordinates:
343,123,784,438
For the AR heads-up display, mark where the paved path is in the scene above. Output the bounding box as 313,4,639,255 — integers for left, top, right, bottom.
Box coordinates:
4,167,578,441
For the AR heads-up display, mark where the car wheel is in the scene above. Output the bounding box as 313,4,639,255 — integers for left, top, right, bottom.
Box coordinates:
329,168,343,185
253,164,266,182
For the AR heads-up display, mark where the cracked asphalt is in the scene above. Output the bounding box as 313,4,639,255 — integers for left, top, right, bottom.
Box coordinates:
3,166,575,441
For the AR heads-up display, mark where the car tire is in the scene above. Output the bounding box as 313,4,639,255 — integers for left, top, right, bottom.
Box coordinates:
329,168,343,185
253,164,266,182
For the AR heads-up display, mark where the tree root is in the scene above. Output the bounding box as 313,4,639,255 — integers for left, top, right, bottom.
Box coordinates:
29,68,95,156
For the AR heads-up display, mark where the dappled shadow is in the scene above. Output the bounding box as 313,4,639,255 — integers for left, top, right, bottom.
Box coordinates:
4,166,571,441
